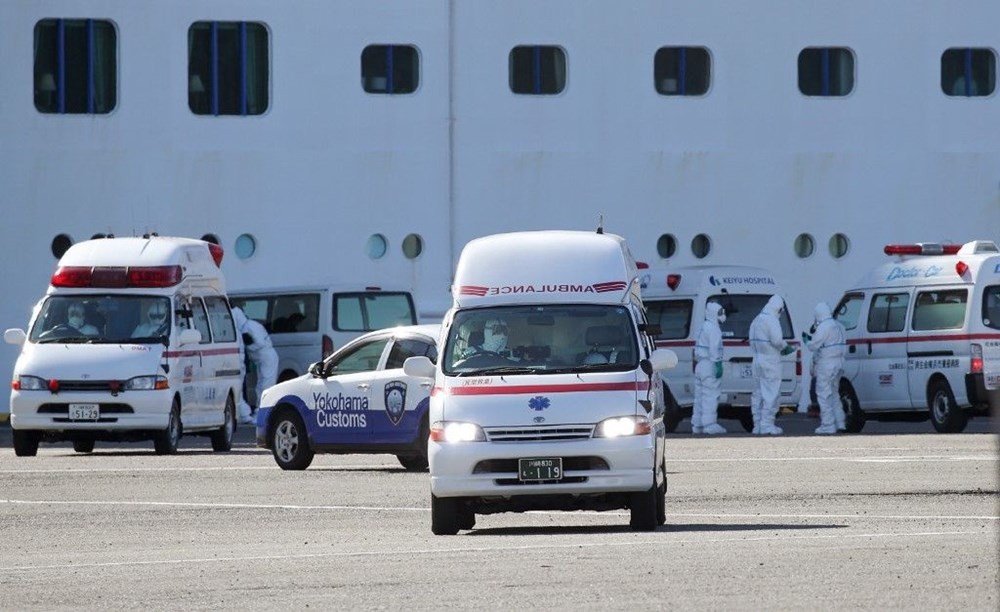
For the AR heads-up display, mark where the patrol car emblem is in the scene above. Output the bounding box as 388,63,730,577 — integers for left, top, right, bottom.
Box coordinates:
384,381,407,426
528,396,550,411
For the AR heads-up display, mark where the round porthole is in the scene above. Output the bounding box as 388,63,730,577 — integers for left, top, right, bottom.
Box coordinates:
234,234,257,260
402,234,423,259
367,234,388,259
828,233,850,259
691,233,711,259
656,234,677,259
51,234,73,259
794,233,815,258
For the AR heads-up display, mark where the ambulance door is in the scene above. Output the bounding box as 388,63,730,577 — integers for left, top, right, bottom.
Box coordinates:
857,291,911,409
204,296,240,422
187,297,215,426
982,285,1000,408
371,335,437,445
834,292,866,383
306,336,389,445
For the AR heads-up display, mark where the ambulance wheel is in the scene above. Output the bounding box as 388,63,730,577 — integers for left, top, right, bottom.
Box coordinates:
839,383,865,433
629,485,658,531
154,400,182,455
210,395,236,452
929,380,967,433
73,438,95,453
458,507,476,531
270,409,314,470
12,430,40,457
431,494,462,535
663,384,682,433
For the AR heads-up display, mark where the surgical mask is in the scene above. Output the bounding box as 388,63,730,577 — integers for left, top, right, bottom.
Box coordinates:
717,312,726,324
68,315,84,329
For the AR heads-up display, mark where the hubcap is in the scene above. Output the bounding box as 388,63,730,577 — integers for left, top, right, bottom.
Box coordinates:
932,392,948,421
275,421,299,463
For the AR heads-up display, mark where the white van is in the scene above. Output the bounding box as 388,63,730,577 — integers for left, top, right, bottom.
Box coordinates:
229,286,418,384
403,230,678,534
4,236,241,455
641,266,801,432
832,240,1000,433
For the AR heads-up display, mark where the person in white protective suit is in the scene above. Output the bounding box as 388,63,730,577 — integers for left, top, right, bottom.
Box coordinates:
748,295,795,435
466,319,509,357
131,301,168,338
692,302,727,434
804,302,847,434
232,307,279,425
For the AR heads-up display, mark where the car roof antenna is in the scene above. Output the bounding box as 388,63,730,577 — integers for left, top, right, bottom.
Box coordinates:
596,213,604,235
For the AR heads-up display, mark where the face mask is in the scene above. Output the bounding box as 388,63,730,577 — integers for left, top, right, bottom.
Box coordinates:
68,315,84,329
717,313,726,324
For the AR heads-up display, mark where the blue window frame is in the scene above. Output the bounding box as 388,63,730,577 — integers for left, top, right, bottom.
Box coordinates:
798,47,854,97
188,21,269,116
941,47,996,97
509,45,566,95
654,46,710,96
361,45,419,94
33,18,117,114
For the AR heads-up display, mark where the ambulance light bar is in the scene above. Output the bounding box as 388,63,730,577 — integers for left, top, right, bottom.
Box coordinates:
883,243,961,256
51,265,183,288
666,274,681,290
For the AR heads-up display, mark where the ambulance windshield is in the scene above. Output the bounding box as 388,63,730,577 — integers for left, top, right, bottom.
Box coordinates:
30,295,173,344
443,304,638,375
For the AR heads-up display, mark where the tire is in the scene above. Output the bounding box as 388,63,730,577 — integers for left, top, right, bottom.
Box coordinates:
629,485,658,531
663,383,682,433
270,409,314,470
397,418,430,471
210,395,236,452
839,383,865,433
154,400,182,455
12,430,40,457
929,379,968,433
73,438,95,453
431,494,462,535
458,506,476,531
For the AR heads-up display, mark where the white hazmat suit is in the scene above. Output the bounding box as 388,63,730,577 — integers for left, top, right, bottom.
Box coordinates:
692,302,727,435
805,302,847,434
232,307,279,425
749,295,793,435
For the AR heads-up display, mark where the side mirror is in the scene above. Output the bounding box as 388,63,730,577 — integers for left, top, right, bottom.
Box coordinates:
178,329,202,346
308,361,325,378
645,348,678,372
4,328,26,346
403,355,436,379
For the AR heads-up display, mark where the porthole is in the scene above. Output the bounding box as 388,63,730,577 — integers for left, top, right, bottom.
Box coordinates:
367,234,388,260
794,233,815,258
828,233,850,259
691,233,711,259
656,234,677,259
402,234,423,259
201,233,220,245
51,234,73,259
234,233,257,260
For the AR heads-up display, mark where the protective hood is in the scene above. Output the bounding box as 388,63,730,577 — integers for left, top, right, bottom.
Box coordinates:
232,306,248,331
814,302,833,324
705,302,724,323
763,294,785,316
15,342,165,381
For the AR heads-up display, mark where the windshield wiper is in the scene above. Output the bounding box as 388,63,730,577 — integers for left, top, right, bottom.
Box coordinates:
36,336,93,344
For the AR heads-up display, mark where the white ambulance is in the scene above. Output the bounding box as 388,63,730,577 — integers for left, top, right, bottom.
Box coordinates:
832,240,1000,433
641,266,801,432
403,230,678,534
4,236,242,455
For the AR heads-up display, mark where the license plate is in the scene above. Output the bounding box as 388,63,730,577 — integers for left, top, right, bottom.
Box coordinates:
69,403,100,421
740,364,753,379
518,457,563,481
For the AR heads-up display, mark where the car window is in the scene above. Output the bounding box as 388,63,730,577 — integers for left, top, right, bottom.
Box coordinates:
711,294,794,339
867,292,909,333
190,298,212,343
912,289,967,331
328,338,390,375
386,338,436,369
984,285,1000,330
645,299,692,340
833,292,865,330
205,296,236,342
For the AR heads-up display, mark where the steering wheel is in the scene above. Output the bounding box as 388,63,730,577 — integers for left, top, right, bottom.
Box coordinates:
455,351,507,369
39,324,77,340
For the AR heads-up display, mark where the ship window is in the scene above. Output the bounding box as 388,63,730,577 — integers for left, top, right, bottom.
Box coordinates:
509,45,566,95
829,233,850,259
656,234,677,258
691,234,711,259
654,47,710,96
367,234,388,260
51,234,74,259
798,47,854,96
33,19,117,114
402,234,423,259
362,45,419,94
794,233,815,258
941,48,996,97
234,234,257,259
188,21,269,116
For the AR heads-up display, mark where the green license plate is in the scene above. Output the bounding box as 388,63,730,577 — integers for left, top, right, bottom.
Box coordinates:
518,457,563,481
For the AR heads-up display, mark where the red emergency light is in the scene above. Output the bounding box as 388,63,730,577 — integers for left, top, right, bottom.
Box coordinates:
883,244,962,256
51,265,183,288
955,261,969,277
208,243,224,267
636,261,649,269
666,274,681,290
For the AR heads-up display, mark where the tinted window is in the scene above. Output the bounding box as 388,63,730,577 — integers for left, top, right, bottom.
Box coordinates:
386,338,435,369
867,293,909,333
334,292,416,332
833,293,865,331
188,21,269,115
328,338,389,375
983,286,1000,330
654,46,710,96
911,289,968,331
205,296,236,342
361,44,419,94
34,19,117,114
798,47,855,96
645,299,693,340
509,45,566,94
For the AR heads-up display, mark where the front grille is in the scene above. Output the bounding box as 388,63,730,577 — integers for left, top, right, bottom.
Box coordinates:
484,424,594,442
51,380,125,392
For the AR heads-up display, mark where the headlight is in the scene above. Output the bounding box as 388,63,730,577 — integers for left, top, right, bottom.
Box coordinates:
124,375,169,391
595,415,651,438
430,421,486,442
14,375,47,391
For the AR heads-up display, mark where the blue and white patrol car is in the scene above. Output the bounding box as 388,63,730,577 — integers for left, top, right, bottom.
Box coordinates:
255,324,439,470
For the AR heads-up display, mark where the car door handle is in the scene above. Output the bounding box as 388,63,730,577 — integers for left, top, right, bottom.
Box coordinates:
357,383,370,391
419,382,432,388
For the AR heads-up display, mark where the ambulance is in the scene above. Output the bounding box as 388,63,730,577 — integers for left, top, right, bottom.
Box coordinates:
832,240,1000,433
402,230,678,535
4,236,242,455
641,266,801,432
